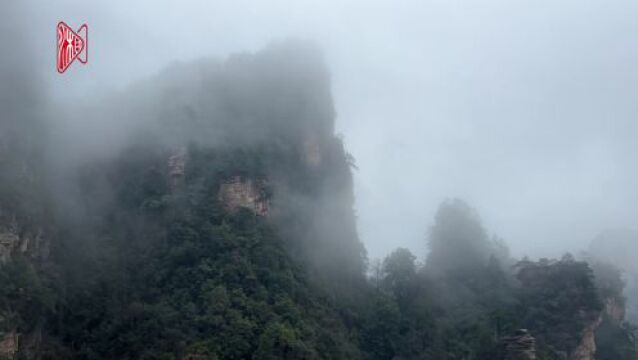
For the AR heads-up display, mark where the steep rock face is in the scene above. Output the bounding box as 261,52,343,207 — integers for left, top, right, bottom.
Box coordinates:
589,229,638,323
569,297,626,360
504,329,537,360
0,222,20,264
0,330,19,359
0,219,46,264
604,297,625,324
569,314,603,360
120,40,366,283
168,146,187,189
303,137,322,167
218,176,269,216
514,257,607,359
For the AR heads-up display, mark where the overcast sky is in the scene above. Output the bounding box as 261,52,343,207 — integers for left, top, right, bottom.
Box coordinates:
24,0,638,261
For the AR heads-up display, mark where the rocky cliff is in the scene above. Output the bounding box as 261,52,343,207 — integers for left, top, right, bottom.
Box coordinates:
0,41,368,359
570,314,603,360
504,329,537,360
0,219,47,265
0,330,18,359
218,176,269,216
0,221,20,264
569,288,628,360
589,229,638,323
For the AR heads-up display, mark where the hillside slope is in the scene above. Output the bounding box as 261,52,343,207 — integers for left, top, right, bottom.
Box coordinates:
1,41,636,359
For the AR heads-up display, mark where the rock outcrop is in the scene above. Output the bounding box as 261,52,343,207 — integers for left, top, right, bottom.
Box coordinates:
218,176,269,216
604,297,625,324
504,329,537,360
589,229,638,323
568,297,626,360
0,329,19,359
168,146,187,189
0,218,47,264
0,221,20,264
569,314,603,360
303,137,322,167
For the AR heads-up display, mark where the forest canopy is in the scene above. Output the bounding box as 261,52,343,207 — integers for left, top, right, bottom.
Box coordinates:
0,40,636,360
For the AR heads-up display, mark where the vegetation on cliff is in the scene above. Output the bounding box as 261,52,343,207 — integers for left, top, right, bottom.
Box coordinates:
0,42,636,360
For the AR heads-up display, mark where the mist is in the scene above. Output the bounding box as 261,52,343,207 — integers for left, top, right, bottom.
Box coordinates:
3,1,638,358
18,0,637,262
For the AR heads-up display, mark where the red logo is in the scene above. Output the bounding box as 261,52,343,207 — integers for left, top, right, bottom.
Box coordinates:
57,21,88,73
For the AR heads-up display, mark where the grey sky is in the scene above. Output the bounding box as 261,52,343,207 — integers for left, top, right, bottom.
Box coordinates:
26,0,638,260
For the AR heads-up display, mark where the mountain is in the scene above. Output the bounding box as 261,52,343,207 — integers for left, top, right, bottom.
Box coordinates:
36,42,367,359
1,39,637,359
589,229,638,323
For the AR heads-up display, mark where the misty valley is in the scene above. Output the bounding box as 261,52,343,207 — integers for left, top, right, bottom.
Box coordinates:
1,41,637,360
3,0,638,356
